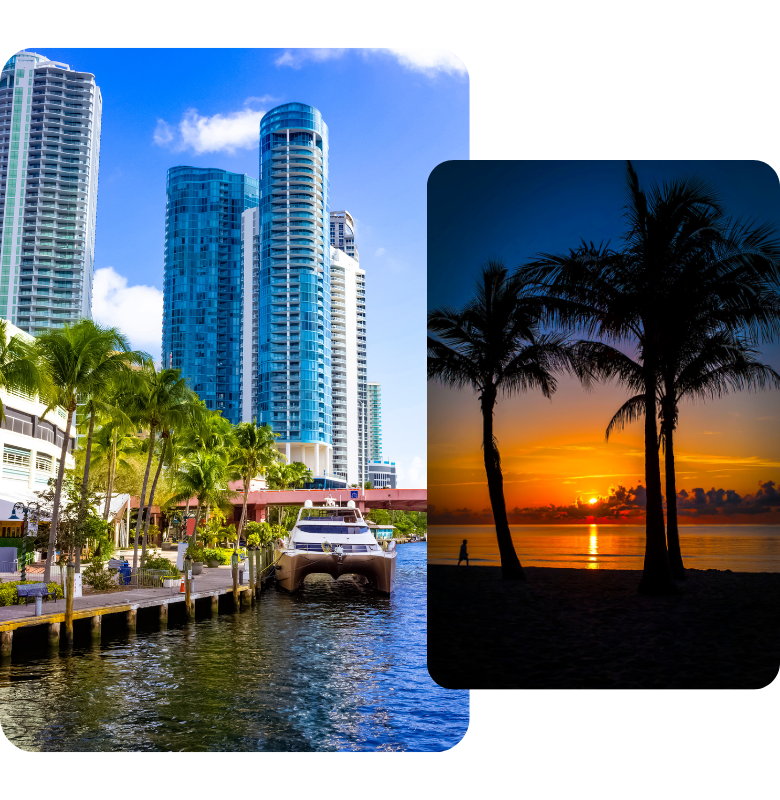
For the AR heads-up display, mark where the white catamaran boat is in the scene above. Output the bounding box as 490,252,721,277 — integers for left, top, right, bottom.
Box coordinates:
275,498,397,594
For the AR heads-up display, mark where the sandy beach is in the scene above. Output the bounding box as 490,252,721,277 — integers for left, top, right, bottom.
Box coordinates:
428,566,780,689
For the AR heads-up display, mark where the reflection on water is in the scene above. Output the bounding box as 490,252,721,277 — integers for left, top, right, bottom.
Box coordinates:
588,524,599,569
0,543,468,752
429,525,780,572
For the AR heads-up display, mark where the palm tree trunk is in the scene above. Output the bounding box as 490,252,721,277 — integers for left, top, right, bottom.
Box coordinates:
638,367,675,595
191,503,201,547
74,407,97,574
44,406,75,584
102,426,117,522
481,389,524,580
133,427,156,570
237,471,250,553
142,438,167,566
664,421,686,580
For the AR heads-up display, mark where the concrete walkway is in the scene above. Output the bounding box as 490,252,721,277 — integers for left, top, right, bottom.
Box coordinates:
0,566,255,631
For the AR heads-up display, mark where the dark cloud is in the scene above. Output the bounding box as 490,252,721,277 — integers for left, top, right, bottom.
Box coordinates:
432,479,780,525
676,480,780,517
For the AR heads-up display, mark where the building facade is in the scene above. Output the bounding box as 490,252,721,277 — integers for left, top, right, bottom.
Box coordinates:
1,51,102,334
329,246,366,484
330,210,359,262
0,320,77,501
368,460,396,489
162,166,258,424
367,381,382,462
254,103,333,478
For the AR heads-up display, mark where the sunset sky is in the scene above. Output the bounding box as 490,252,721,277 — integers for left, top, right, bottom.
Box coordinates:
428,161,780,525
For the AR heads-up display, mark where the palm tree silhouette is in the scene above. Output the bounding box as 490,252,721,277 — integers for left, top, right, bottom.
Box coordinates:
428,260,583,580
524,162,780,593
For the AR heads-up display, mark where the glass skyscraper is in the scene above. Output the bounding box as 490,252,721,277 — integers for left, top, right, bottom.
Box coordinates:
254,103,332,477
162,166,258,424
0,51,102,333
367,381,382,461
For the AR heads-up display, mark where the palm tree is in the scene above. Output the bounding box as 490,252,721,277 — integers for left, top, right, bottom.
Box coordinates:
231,422,281,551
35,320,137,582
171,451,234,546
0,320,45,422
524,161,780,593
73,331,145,571
125,363,198,569
427,260,582,580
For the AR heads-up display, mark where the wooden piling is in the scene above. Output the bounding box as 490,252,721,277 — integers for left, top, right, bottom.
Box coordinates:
0,630,12,658
48,622,60,648
64,563,75,646
211,594,219,615
159,603,168,629
248,550,256,603
126,608,137,633
185,567,193,620
232,564,239,610
90,614,101,643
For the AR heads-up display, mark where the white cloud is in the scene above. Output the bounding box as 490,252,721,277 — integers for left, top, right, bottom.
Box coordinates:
244,94,277,105
274,49,347,68
153,107,266,155
153,118,174,146
274,48,467,77
91,267,162,361
396,456,427,490
374,247,386,257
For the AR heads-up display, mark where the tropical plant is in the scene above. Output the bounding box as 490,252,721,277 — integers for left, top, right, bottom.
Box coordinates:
124,363,199,569
428,260,583,580
522,161,780,593
35,320,138,582
231,421,281,551
73,330,146,571
0,319,45,423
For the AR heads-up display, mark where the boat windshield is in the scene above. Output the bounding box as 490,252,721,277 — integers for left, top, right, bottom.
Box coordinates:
297,524,370,535
298,508,363,523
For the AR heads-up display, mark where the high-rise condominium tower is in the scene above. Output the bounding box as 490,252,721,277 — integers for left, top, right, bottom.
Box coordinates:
252,102,332,478
0,51,102,332
162,166,258,424
330,210,359,262
367,381,382,462
329,246,366,484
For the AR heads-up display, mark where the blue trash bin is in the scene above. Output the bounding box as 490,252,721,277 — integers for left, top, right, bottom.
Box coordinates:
118,562,131,585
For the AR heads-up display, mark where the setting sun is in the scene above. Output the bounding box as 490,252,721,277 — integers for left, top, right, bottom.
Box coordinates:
589,497,598,505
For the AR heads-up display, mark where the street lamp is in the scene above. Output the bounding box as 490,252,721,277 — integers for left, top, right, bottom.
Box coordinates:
10,501,41,582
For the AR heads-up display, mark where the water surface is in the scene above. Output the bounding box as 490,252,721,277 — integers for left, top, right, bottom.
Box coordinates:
0,543,467,751
430,525,780,572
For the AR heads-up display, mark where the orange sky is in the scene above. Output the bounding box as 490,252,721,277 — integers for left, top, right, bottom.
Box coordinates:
429,370,780,525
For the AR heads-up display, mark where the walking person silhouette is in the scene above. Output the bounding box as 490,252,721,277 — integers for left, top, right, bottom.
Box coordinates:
458,539,469,566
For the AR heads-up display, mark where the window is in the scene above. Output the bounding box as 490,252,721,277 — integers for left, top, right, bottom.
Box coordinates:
36,452,52,471
3,445,31,476
2,407,34,436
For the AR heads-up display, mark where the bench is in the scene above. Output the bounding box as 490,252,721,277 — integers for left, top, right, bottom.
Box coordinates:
16,583,57,605
107,559,128,570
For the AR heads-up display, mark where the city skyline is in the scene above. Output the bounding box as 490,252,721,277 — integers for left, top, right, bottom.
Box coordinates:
10,48,468,488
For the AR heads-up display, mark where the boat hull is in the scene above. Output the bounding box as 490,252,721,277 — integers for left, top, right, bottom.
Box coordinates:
275,551,397,594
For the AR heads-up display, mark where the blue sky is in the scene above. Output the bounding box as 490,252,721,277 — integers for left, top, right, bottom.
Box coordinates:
23,47,469,488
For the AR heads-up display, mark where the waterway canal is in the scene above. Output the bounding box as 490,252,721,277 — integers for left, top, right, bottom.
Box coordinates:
0,543,468,751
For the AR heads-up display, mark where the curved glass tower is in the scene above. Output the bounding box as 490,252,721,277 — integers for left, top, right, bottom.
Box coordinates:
256,103,332,476
162,166,258,423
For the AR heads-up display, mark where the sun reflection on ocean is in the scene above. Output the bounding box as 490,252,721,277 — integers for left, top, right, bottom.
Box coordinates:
588,524,599,569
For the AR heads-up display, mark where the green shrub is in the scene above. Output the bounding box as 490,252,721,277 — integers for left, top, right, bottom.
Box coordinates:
141,554,180,575
82,561,116,591
0,581,63,606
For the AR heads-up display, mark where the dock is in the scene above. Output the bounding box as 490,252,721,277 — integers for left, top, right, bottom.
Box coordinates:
0,567,261,657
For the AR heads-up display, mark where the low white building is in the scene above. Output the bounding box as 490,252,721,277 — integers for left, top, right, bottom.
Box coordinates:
0,319,76,514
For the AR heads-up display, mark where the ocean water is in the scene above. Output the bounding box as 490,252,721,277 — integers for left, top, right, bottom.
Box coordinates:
429,525,780,572
0,542,468,752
